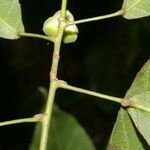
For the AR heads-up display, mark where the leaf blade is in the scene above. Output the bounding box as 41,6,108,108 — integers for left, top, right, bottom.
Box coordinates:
0,0,24,39
125,59,150,145
123,0,150,19
108,108,146,150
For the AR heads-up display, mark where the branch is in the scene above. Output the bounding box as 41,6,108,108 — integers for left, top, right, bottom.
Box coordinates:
59,83,123,104
67,10,125,25
0,117,40,127
59,82,150,113
18,32,55,42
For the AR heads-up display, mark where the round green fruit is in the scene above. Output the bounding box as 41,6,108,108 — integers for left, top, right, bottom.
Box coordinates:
42,10,78,44
63,24,78,43
42,16,59,37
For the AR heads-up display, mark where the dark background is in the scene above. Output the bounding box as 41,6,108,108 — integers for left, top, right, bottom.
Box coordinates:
0,0,149,149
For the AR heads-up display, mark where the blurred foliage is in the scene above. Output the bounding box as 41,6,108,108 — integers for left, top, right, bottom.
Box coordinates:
0,0,149,149
30,105,95,150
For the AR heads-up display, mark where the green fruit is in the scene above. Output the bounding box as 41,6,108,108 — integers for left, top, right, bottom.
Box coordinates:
42,10,78,44
63,24,78,43
42,16,59,37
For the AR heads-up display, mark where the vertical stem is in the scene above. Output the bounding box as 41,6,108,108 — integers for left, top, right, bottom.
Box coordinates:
39,20,66,150
39,83,57,150
39,0,67,150
39,1,67,149
60,0,67,17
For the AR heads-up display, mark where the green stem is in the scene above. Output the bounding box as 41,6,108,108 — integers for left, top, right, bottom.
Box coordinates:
67,10,124,25
19,32,55,42
38,0,68,148
60,0,68,17
39,22,66,150
59,83,123,103
39,83,57,150
0,117,39,127
59,83,150,113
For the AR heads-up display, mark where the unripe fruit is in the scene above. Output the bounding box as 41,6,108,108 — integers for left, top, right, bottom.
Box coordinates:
42,16,59,37
42,10,78,44
63,24,78,43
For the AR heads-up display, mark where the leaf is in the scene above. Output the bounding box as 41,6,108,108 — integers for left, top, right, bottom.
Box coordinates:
108,108,147,150
125,59,150,145
108,59,150,149
30,105,95,150
122,0,150,19
0,0,24,39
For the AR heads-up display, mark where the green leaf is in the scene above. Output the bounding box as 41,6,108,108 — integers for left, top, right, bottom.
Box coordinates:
0,0,24,39
30,106,95,150
122,0,150,19
125,59,150,145
108,59,150,149
108,108,146,150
